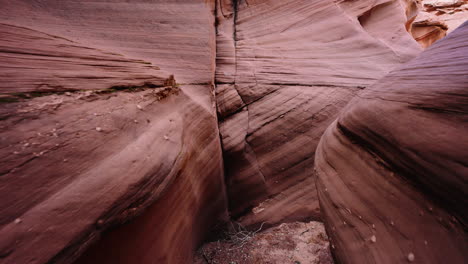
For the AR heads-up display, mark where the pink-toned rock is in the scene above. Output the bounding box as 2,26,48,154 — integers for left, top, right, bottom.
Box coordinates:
411,12,449,48
315,22,468,264
216,0,421,227
0,24,173,96
411,0,468,48
0,1,227,264
0,0,217,84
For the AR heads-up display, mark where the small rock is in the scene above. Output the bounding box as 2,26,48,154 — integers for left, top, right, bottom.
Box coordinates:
93,113,98,116
14,218,21,224
137,104,143,110
97,219,105,227
370,235,377,243
96,127,103,132
164,135,169,140
23,143,30,147
407,253,415,262
134,119,138,124
65,92,72,96
424,240,428,245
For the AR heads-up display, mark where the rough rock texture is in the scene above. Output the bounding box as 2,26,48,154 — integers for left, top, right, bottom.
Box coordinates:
194,221,333,264
411,0,468,48
215,0,421,227
315,22,468,264
0,1,227,264
411,18,448,48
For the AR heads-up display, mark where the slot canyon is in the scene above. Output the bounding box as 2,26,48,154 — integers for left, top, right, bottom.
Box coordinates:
0,0,466,263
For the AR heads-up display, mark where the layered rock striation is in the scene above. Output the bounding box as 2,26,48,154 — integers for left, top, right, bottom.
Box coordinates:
411,0,468,48
0,1,227,263
315,22,468,264
1,0,466,263
215,0,421,227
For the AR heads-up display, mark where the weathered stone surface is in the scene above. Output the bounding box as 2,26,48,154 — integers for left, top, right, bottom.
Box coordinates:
411,0,468,48
0,0,217,84
315,22,468,264
216,0,421,227
194,221,333,264
411,17,448,48
0,1,227,264
2,0,466,263
0,23,173,97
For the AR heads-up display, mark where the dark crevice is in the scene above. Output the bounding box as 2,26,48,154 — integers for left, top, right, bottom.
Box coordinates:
233,0,239,43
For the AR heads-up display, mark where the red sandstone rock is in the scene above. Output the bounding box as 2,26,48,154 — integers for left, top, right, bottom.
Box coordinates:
411,17,448,48
1,0,466,263
0,24,173,96
411,0,468,48
216,0,421,227
0,1,227,264
315,22,468,264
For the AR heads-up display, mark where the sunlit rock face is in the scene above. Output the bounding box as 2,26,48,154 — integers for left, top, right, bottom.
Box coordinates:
410,0,468,48
215,0,421,227
315,22,468,264
0,1,227,264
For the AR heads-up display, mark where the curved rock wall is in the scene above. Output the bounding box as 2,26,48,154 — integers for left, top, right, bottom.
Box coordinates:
0,1,227,263
216,0,421,226
3,0,464,263
0,0,217,84
315,22,468,263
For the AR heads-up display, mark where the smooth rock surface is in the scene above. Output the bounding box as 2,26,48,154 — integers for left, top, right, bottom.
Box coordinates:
0,1,227,264
0,0,217,84
0,23,173,96
216,0,421,226
315,22,468,264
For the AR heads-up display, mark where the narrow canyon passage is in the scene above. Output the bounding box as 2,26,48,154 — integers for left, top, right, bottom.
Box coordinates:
0,0,466,264
214,0,421,227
